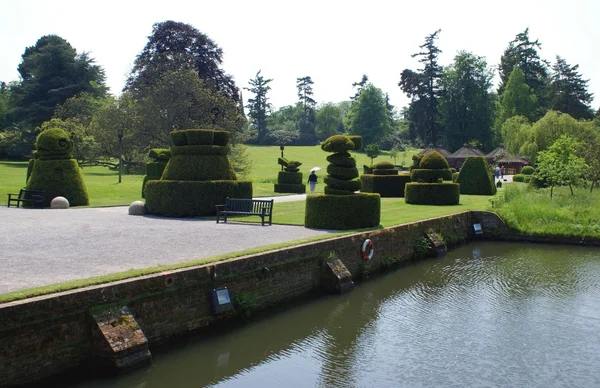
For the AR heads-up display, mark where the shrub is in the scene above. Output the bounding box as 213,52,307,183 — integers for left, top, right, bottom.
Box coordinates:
529,174,548,188
373,160,396,169
455,156,497,195
513,174,525,182
405,183,460,205
212,130,230,146
145,180,253,216
277,171,302,184
162,154,237,181
412,154,423,167
521,165,535,175
373,169,398,176
524,176,531,183
324,176,362,192
148,148,172,160
327,152,355,166
171,145,229,156
420,151,449,169
184,129,214,145
363,165,373,174
410,168,453,182
327,165,359,180
26,159,89,207
321,135,355,153
361,173,411,197
347,135,362,151
274,183,306,193
305,193,380,229
35,128,73,160
170,130,187,146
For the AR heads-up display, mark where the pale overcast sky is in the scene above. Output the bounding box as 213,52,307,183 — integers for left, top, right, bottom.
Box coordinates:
1,0,599,112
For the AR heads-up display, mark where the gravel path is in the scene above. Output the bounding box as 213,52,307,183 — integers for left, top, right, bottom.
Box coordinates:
0,196,334,294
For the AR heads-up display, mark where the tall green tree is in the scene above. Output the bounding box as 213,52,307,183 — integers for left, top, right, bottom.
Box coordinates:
10,35,108,147
315,102,344,141
549,56,594,120
399,29,443,145
498,28,549,115
494,67,537,143
439,51,496,151
245,70,273,140
351,74,369,101
345,84,392,147
296,76,317,143
126,20,239,102
0,82,14,130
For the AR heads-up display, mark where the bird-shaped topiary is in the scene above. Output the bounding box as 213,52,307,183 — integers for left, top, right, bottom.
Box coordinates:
275,158,306,193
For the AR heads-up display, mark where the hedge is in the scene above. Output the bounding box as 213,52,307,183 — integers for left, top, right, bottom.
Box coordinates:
277,171,302,184
373,169,398,176
171,145,229,156
35,128,74,159
420,151,449,169
26,159,89,207
405,183,460,205
455,156,496,195
305,193,380,229
513,174,525,182
162,155,237,181
148,148,172,160
360,173,411,197
410,168,453,182
170,130,187,146
321,135,355,153
521,166,535,175
347,135,362,151
327,165,359,180
274,183,306,194
326,152,355,166
324,176,362,192
373,160,395,169
145,180,252,217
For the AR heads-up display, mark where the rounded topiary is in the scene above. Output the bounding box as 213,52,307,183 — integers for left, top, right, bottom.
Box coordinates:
373,161,395,170
321,135,356,153
305,193,380,229
405,183,460,205
420,151,449,170
412,154,424,168
513,174,525,182
326,165,359,180
326,152,356,167
455,156,496,195
35,128,74,160
521,166,534,175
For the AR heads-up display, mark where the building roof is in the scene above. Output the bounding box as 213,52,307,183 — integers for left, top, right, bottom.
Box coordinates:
485,144,528,164
449,144,485,158
417,144,452,158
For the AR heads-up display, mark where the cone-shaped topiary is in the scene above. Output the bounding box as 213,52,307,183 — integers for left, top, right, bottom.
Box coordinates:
25,127,89,207
145,129,252,216
455,156,497,195
305,135,380,229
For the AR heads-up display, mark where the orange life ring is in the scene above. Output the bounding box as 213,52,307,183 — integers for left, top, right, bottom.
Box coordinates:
361,239,374,261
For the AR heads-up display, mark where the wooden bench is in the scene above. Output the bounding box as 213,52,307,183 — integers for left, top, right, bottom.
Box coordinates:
216,198,274,226
7,189,45,208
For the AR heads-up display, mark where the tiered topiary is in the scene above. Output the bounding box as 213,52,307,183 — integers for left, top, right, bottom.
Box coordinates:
144,129,252,217
305,135,380,229
455,156,497,195
361,160,411,197
141,148,172,198
25,127,89,207
405,151,459,205
274,158,306,193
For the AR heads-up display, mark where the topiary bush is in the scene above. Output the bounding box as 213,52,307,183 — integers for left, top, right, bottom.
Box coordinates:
143,148,172,197
373,161,395,170
420,151,450,170
410,169,453,182
521,166,535,175
347,135,362,151
275,158,306,193
327,152,356,167
455,156,497,195
145,128,252,216
304,193,380,229
361,173,411,197
405,183,460,205
327,164,360,180
513,174,525,182
321,135,355,153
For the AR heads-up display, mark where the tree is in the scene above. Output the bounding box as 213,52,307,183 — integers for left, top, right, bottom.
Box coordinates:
0,82,14,130
245,70,273,140
389,144,400,165
535,135,587,198
296,76,317,143
350,74,369,101
345,84,392,147
576,122,600,192
399,29,443,145
38,118,99,164
494,67,537,142
549,56,594,120
365,143,381,166
10,35,108,147
126,20,239,102
498,28,550,115
315,103,344,141
439,51,496,151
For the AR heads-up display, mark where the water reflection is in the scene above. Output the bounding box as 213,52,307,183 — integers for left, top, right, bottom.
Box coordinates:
74,242,600,388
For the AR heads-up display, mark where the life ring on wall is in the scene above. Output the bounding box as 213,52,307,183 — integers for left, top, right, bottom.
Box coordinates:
361,239,374,261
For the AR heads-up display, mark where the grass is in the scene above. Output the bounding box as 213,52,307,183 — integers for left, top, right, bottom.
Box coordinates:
492,183,600,239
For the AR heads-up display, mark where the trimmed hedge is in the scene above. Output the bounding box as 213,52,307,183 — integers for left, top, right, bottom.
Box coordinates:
277,157,302,172
324,176,362,191
410,168,453,182
170,130,187,146
513,174,525,182
521,166,534,175
162,155,237,181
373,160,395,169
212,130,230,146
278,171,302,184
305,193,380,229
347,135,362,150
145,180,253,217
326,152,355,166
26,159,89,207
405,183,460,205
274,183,306,193
373,169,398,176
420,151,450,169
455,156,496,195
149,148,172,160
171,145,229,156
26,159,34,183
321,135,356,153
146,161,168,178
327,165,359,180
360,173,411,197
35,128,74,160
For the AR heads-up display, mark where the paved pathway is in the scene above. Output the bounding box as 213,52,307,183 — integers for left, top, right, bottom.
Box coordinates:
0,195,333,295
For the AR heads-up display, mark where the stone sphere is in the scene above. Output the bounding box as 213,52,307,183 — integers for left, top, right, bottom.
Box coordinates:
128,201,147,215
51,196,70,209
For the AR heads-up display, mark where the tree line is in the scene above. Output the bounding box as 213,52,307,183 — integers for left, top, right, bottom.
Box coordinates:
1,22,599,176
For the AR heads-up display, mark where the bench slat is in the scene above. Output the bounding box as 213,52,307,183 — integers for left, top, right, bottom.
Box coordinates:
216,198,273,225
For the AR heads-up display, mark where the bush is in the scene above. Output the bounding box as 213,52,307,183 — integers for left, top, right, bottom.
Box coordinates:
529,174,548,188
455,156,496,195
35,128,74,160
373,161,396,169
513,174,525,182
145,180,253,217
373,169,398,176
327,165,359,180
148,148,172,160
324,176,362,192
184,129,215,145
412,154,424,168
277,171,302,184
521,166,535,175
212,130,230,146
274,183,306,193
321,135,355,153
419,151,449,169
410,168,453,182
405,183,460,205
361,173,411,197
347,135,362,151
305,193,380,229
327,152,355,166
162,154,237,181
146,161,168,178
262,130,299,145
524,176,531,183
170,130,187,146
26,159,89,207
171,145,229,156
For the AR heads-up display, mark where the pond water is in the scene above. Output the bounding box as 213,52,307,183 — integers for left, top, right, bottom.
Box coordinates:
72,242,600,388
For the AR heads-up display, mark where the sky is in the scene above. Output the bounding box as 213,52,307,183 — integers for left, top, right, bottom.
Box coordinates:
1,0,599,113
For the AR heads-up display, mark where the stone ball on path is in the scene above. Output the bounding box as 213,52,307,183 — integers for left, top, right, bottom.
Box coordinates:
51,196,70,209
129,201,147,215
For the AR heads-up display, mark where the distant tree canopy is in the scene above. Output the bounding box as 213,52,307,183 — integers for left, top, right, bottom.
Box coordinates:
549,56,594,120
345,84,392,147
245,70,273,140
125,20,239,103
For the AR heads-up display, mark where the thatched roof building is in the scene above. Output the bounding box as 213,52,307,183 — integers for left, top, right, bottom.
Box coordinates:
485,144,528,174
417,144,452,159
447,144,485,169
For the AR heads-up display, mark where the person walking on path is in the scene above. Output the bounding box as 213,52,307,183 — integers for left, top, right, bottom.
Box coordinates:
500,166,505,179
495,166,500,180
308,171,318,193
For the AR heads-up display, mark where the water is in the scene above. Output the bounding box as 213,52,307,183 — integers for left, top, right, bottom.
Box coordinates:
74,242,600,388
